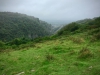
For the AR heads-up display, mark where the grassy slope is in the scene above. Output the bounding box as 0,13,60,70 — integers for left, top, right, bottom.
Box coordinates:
0,32,100,75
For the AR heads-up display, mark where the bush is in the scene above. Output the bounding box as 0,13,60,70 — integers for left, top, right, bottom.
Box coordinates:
0,41,5,47
93,32,100,40
8,38,29,46
57,30,63,36
57,22,79,36
33,37,43,43
78,47,93,59
88,28,100,35
69,37,84,44
90,32,100,42
0,41,6,50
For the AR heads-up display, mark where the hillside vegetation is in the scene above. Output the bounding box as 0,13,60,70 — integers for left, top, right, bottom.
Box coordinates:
57,17,100,36
0,16,100,75
0,12,53,41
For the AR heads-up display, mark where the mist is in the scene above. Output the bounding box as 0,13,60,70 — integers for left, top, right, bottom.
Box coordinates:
0,0,100,25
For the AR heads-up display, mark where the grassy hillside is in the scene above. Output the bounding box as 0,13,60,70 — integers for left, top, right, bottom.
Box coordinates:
0,32,100,75
0,12,53,41
0,17,100,75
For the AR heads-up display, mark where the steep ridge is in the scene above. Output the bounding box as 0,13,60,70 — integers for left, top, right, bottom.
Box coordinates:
0,12,53,41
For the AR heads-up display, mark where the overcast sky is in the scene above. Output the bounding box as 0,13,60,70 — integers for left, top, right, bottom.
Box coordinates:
0,0,100,24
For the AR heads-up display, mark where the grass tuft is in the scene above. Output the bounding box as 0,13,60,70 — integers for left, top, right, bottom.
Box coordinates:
45,53,54,61
78,47,93,59
69,37,84,44
90,32,100,42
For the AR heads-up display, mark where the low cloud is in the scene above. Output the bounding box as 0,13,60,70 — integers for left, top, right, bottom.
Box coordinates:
0,0,100,23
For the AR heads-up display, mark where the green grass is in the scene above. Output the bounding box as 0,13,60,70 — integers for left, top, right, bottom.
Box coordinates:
0,32,100,75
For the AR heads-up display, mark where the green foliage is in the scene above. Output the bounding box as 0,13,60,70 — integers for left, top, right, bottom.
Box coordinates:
45,53,54,61
0,41,5,51
89,28,100,42
33,37,43,43
0,12,53,41
93,32,100,40
8,38,29,46
90,32,100,42
78,47,93,59
88,28,100,35
57,17,100,36
0,30,100,75
0,41,5,47
76,18,92,24
94,17,100,27
51,46,66,54
69,37,84,44
33,36,53,43
0,16,100,75
57,22,80,35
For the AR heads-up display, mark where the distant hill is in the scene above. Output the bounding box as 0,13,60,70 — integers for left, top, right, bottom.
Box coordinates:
0,12,53,41
57,17,100,36
75,18,92,24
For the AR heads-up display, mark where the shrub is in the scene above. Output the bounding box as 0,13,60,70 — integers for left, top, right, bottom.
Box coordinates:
57,22,80,36
0,41,6,50
90,32,100,42
93,32,100,40
57,30,63,36
8,38,29,46
88,28,100,35
11,45,18,49
70,37,84,44
78,47,93,59
0,41,5,47
33,37,43,43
